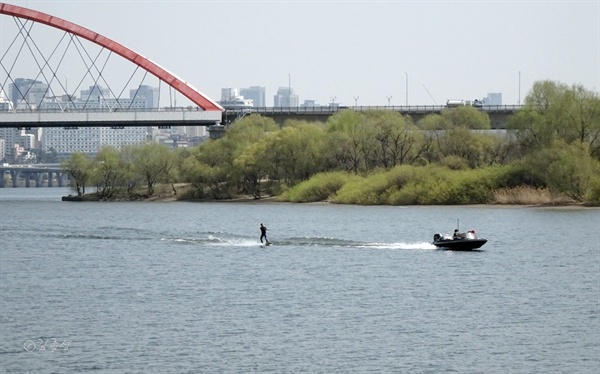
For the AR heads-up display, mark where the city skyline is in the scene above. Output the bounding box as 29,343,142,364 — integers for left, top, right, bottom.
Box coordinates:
0,1,597,108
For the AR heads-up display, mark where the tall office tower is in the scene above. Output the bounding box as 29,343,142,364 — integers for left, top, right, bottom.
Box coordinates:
240,86,266,107
274,87,299,107
129,85,159,108
9,78,49,109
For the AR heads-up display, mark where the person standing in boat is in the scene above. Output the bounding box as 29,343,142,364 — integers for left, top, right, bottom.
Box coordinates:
260,223,269,244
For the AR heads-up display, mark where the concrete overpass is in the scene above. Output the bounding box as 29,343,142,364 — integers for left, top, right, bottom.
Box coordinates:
222,105,522,129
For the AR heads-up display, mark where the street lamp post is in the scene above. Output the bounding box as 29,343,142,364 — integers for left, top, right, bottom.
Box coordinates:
405,72,408,106
288,73,291,107
387,95,392,107
331,96,336,108
518,71,521,105
354,96,359,108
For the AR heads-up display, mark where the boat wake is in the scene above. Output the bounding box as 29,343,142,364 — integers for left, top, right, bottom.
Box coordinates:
357,242,438,250
160,234,437,250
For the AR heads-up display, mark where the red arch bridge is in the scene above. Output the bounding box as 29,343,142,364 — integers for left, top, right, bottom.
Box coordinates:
0,2,223,130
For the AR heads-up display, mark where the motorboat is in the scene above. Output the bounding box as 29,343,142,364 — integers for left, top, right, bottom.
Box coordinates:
432,230,487,250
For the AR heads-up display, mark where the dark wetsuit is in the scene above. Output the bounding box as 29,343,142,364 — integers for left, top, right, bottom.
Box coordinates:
260,224,268,243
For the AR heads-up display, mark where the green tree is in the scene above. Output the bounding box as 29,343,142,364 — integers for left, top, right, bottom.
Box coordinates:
509,80,600,158
366,111,423,167
225,115,279,192
234,140,270,198
325,110,373,173
266,121,326,185
131,143,175,196
62,152,92,196
93,146,126,199
181,138,238,199
546,140,598,201
442,106,491,129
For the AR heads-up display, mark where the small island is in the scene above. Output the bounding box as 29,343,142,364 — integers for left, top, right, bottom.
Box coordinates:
61,80,600,207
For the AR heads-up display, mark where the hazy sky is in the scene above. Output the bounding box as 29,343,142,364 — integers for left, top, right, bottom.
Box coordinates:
1,0,599,107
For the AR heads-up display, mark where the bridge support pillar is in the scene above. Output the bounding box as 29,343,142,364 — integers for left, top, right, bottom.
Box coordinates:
35,172,42,187
11,170,18,187
48,172,53,187
0,174,5,188
208,124,227,139
57,173,64,187
25,173,30,187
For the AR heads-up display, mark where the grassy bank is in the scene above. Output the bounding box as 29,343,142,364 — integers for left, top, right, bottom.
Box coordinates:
278,165,598,206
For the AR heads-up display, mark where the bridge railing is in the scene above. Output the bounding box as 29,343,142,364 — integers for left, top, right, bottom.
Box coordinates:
229,104,523,115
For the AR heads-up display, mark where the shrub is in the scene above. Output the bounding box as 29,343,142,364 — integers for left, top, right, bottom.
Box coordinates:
279,171,356,202
330,171,392,205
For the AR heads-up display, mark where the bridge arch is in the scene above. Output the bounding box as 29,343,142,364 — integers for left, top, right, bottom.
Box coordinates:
0,2,223,112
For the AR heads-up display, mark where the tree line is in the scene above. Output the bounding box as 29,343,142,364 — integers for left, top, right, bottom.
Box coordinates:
63,80,600,205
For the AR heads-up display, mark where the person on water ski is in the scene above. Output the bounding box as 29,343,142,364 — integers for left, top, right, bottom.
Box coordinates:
260,223,269,244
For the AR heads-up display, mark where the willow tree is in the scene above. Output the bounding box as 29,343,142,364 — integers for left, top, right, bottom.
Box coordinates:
543,140,599,201
181,138,238,199
224,114,279,193
325,110,375,173
441,106,491,129
94,146,126,199
509,80,600,158
364,110,423,168
266,121,327,185
62,152,93,196
130,143,175,196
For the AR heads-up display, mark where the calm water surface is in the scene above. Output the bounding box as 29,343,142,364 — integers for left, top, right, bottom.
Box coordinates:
0,188,598,373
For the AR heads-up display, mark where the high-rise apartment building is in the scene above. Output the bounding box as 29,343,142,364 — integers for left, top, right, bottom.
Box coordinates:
42,127,147,155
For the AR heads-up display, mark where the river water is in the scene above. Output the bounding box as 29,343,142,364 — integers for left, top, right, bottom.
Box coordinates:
0,188,598,373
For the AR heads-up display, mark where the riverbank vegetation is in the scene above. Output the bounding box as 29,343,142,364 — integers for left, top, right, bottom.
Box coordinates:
62,80,600,206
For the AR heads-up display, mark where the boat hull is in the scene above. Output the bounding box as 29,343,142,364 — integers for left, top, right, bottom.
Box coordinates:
432,238,487,250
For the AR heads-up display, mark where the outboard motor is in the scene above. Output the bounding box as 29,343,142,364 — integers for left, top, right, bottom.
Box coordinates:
433,233,441,242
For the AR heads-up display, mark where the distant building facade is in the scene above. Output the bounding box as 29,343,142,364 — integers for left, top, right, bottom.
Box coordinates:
240,86,266,107
0,128,22,160
274,87,299,107
42,127,147,155
0,128,38,162
40,84,160,110
218,87,253,109
0,138,5,161
301,99,320,108
9,78,48,109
